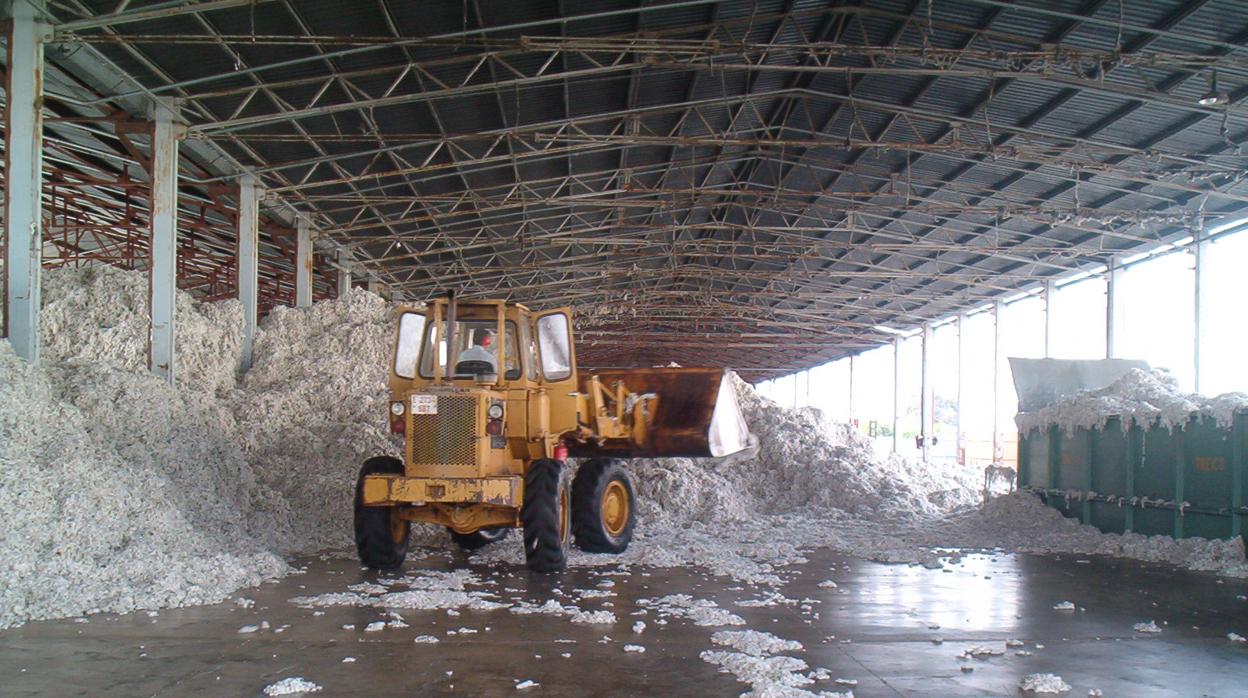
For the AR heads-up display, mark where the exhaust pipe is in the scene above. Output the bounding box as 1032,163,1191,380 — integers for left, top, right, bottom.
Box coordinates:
443,289,457,382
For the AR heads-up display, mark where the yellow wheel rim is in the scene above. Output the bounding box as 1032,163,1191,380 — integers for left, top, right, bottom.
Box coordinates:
389,508,408,544
602,480,629,537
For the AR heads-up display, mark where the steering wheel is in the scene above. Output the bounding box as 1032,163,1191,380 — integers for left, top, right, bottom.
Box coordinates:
455,360,495,376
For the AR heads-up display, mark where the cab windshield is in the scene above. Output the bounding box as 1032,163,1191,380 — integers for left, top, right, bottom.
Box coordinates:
419,318,522,380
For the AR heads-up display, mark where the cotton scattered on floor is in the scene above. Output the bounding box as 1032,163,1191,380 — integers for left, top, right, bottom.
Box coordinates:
1019,673,1071,693
262,677,322,695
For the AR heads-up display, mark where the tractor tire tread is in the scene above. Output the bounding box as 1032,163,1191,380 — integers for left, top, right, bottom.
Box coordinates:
354,456,409,570
521,459,567,573
571,458,635,554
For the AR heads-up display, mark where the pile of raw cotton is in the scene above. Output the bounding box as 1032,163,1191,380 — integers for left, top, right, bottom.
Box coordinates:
0,268,288,629
1016,368,1248,435
629,375,981,524
0,266,421,629
40,264,244,395
233,290,404,553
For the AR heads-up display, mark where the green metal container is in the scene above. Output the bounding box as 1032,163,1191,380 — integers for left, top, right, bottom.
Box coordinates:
1017,412,1247,543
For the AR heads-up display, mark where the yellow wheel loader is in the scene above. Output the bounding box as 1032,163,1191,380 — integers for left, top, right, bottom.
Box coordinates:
354,293,753,573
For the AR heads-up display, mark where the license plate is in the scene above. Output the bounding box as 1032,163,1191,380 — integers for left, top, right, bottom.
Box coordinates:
411,395,438,415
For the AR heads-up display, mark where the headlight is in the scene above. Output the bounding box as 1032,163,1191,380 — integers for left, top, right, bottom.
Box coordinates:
390,401,406,416
487,404,504,419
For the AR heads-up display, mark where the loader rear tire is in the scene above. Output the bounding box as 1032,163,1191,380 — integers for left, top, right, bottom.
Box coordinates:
449,527,509,551
521,459,569,573
354,456,410,571
572,458,635,554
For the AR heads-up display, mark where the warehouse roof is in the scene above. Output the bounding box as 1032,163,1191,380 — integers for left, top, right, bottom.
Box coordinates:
25,0,1248,376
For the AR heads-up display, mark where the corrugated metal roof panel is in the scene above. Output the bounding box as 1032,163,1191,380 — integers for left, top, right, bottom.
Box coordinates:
40,0,1248,374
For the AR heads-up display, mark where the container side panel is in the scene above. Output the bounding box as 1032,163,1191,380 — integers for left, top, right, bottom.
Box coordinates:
1135,423,1180,536
1090,418,1129,534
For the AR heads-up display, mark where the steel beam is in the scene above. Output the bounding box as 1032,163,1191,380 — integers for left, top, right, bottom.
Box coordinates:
847,355,855,422
956,313,968,466
1194,233,1209,393
148,101,180,383
892,337,901,455
237,174,260,371
295,218,313,308
1106,256,1125,358
992,300,1004,465
920,322,933,462
337,249,352,299
3,1,48,361
1044,280,1058,358
58,0,280,34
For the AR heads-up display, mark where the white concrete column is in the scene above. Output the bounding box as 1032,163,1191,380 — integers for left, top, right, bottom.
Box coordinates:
295,218,313,308
992,300,1004,464
148,102,180,383
920,322,933,462
237,175,261,372
1194,236,1209,394
1043,279,1057,358
3,1,48,362
366,278,383,296
956,313,967,465
891,337,900,454
336,249,352,298
1106,256,1125,358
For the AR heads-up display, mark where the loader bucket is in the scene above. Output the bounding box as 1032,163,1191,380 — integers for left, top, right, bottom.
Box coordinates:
570,368,753,458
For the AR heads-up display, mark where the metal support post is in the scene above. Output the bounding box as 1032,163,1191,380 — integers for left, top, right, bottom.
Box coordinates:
1194,235,1209,394
1106,256,1125,358
956,313,967,465
148,101,180,383
921,322,933,462
295,218,313,308
847,354,855,422
1044,279,1057,358
892,337,900,454
3,1,48,361
336,249,352,298
237,174,260,371
992,301,1004,464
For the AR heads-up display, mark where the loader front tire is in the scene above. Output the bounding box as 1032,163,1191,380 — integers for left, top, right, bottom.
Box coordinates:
449,527,509,551
572,458,635,553
521,458,570,573
354,456,410,570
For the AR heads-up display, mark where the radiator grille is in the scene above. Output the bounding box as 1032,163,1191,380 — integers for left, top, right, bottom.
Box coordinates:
410,394,478,467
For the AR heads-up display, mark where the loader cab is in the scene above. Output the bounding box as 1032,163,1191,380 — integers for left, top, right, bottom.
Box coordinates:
386,299,581,469
389,299,575,390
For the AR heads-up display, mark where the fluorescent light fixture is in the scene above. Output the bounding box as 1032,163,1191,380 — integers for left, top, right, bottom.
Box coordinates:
1198,91,1230,106
1198,70,1230,106
872,324,908,335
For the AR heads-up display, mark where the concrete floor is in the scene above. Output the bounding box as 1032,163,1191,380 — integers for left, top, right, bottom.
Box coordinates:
2,546,1247,697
